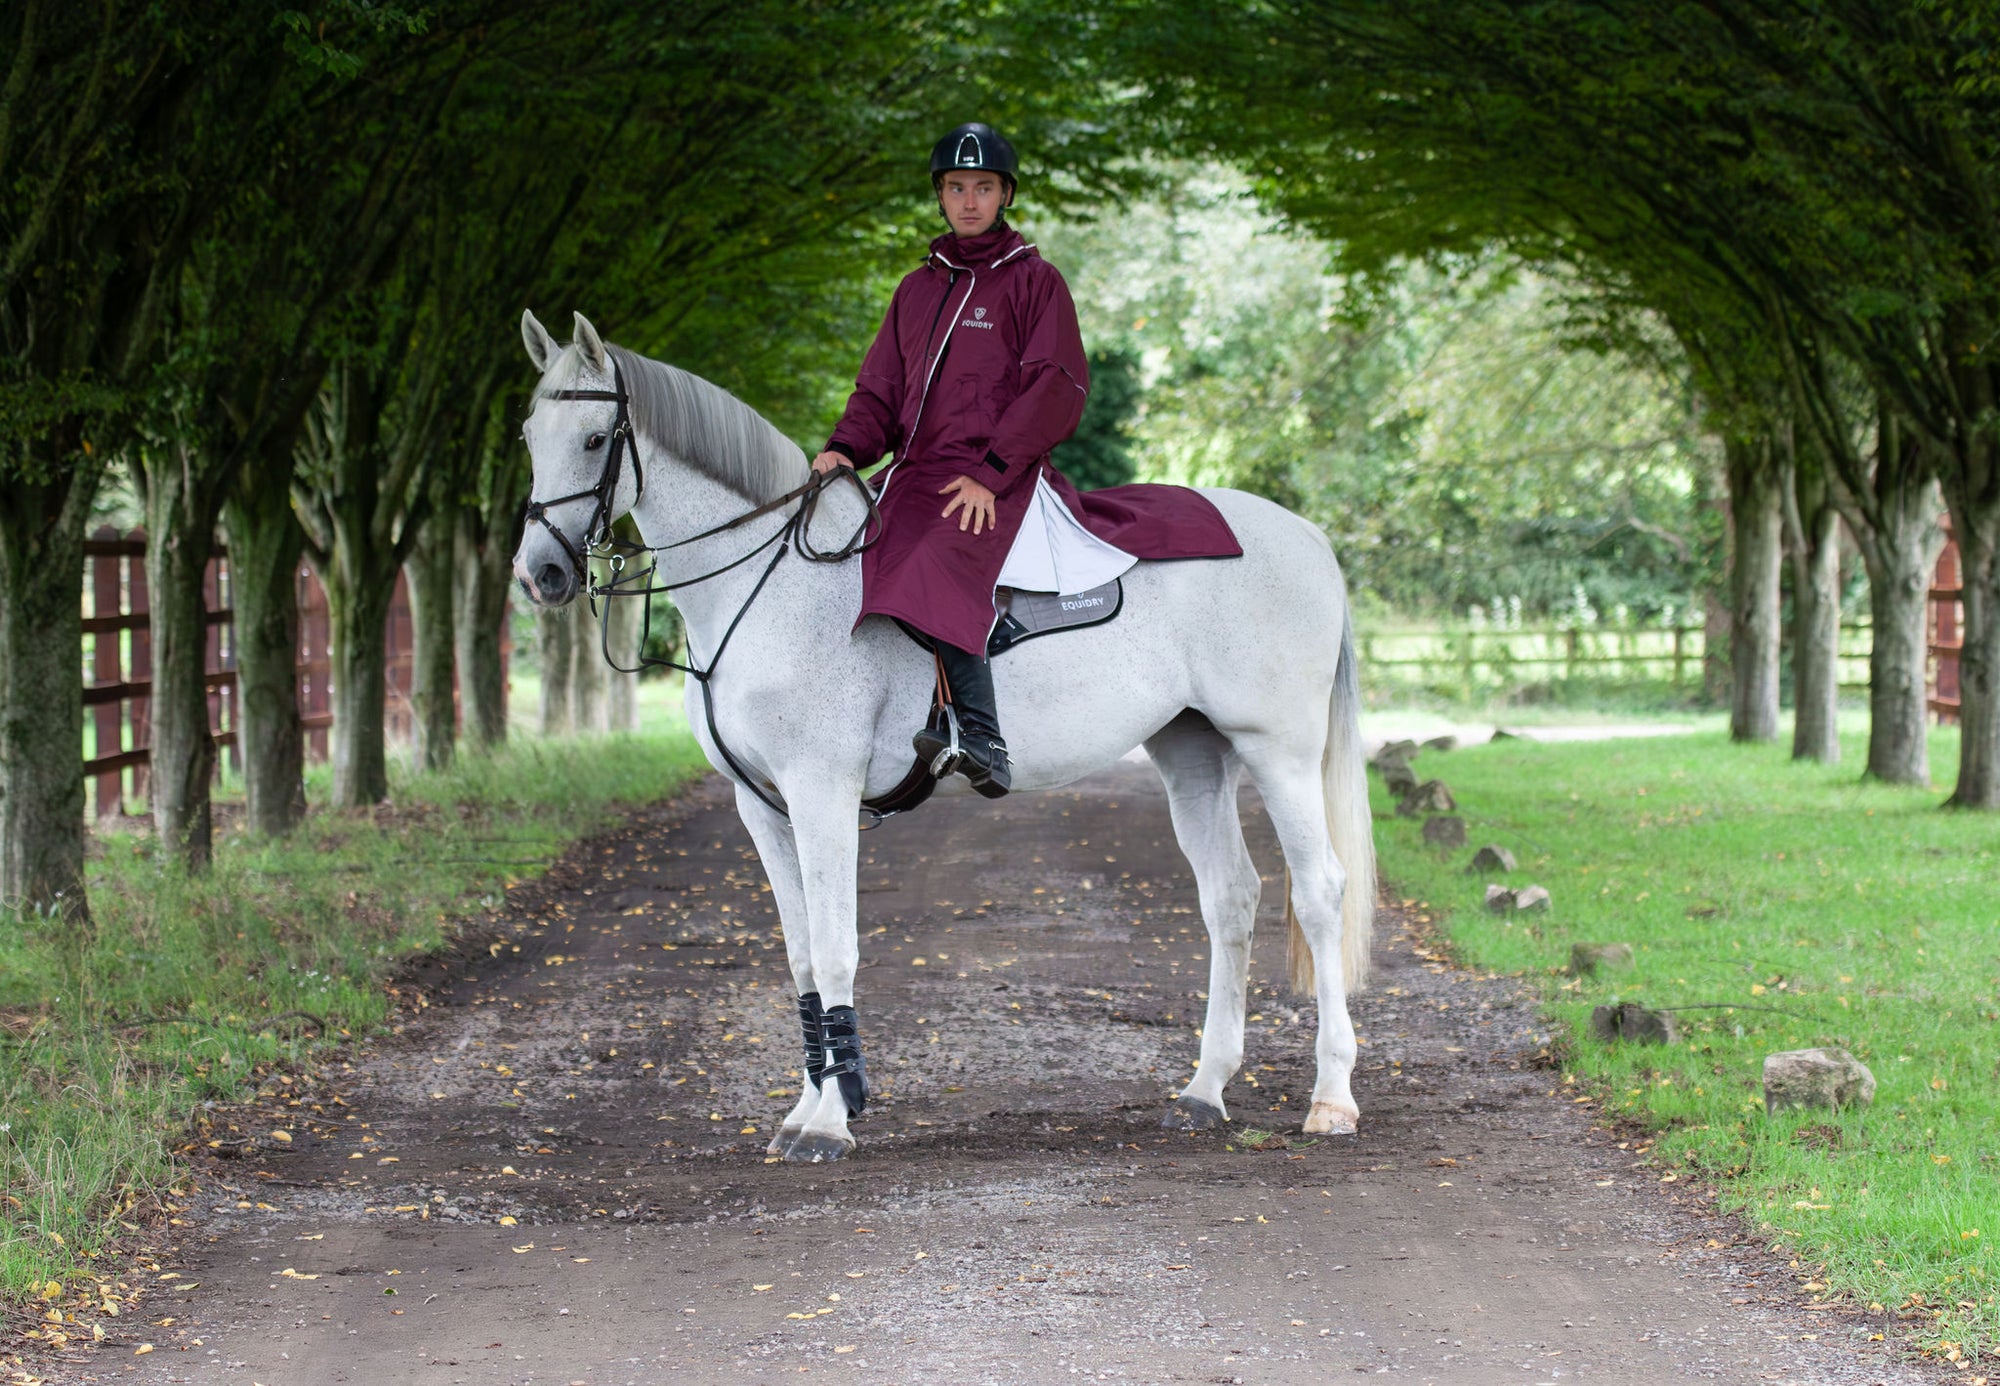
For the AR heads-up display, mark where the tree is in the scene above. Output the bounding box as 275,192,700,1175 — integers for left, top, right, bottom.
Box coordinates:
1,3,244,915
1116,0,1981,788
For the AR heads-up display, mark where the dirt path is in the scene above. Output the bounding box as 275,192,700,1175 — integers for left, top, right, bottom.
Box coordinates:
95,764,1933,1386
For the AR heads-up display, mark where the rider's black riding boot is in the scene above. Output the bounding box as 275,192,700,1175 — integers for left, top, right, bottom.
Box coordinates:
913,644,1011,798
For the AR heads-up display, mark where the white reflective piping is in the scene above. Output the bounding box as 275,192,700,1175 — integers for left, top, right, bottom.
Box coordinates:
898,257,979,486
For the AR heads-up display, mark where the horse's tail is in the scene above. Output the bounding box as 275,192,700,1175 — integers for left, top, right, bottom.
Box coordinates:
1287,607,1377,996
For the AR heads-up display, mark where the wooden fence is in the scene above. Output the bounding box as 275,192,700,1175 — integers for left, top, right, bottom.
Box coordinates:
1355,621,1875,696
1930,517,1962,724
82,528,433,819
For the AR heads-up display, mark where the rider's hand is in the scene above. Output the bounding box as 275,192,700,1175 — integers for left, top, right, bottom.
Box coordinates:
811,451,850,476
940,475,998,535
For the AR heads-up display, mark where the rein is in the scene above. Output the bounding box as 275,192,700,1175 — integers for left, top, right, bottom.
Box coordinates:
521,362,881,821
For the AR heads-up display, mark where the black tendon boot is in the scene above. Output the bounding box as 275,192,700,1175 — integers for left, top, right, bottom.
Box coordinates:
817,1005,869,1117
796,992,827,1091
912,644,1012,798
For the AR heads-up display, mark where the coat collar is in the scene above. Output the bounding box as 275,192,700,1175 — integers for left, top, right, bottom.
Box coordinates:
927,222,1035,272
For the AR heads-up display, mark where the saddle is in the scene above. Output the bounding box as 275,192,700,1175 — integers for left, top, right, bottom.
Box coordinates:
861,578,1124,821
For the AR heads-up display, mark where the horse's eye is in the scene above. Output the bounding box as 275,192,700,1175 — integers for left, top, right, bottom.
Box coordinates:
584,432,607,451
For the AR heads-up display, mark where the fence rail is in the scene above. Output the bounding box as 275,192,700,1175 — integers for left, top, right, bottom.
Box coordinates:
81,528,448,819
1355,621,1876,695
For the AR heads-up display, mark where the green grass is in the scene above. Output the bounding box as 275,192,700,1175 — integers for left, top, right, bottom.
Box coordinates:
1,723,707,1310
1372,725,1999,1353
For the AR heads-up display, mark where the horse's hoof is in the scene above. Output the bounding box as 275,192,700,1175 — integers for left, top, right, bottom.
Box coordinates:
1162,1095,1228,1131
767,1126,801,1157
1302,1101,1359,1135
782,1131,855,1164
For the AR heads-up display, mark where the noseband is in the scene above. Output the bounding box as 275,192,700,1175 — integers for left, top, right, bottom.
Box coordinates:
520,358,641,582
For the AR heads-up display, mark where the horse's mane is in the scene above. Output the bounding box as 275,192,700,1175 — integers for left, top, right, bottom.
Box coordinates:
533,343,808,504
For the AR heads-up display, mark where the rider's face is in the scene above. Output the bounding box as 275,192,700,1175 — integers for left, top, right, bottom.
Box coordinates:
938,172,1008,237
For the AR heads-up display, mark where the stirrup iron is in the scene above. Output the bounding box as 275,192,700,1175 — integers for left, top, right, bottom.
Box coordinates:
926,703,964,779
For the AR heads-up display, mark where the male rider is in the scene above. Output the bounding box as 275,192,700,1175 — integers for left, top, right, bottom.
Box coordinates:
812,122,1240,798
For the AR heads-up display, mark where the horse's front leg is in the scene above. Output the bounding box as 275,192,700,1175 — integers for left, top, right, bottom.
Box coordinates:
729,786,825,1156
781,785,866,1164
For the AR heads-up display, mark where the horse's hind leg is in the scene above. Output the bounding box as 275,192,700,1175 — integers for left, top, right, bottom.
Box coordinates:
731,786,823,1156
1232,732,1360,1136
1147,713,1261,1131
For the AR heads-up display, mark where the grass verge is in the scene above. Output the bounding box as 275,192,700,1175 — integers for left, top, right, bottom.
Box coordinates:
0,725,707,1317
1371,725,1997,1355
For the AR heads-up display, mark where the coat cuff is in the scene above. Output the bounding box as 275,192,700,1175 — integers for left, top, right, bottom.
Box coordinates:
824,440,859,464
982,448,1009,477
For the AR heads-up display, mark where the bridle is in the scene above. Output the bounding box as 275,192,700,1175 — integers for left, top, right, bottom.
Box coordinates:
520,358,642,577
519,358,882,821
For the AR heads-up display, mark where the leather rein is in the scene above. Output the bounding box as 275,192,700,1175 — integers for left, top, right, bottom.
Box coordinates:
521,358,882,821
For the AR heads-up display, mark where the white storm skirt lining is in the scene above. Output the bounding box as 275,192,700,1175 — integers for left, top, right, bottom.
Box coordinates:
994,474,1137,596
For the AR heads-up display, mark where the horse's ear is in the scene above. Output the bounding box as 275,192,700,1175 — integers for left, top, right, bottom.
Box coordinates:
521,310,559,372
572,312,609,372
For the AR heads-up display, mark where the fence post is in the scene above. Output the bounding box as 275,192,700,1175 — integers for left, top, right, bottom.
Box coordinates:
89,527,125,819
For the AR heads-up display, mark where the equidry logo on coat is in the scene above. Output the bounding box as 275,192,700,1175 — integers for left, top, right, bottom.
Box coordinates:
961,305,996,330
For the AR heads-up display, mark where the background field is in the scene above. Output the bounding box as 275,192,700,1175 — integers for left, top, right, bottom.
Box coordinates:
1369,727,1997,1351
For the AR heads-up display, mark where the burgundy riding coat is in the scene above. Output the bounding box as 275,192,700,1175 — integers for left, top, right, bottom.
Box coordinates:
826,223,1241,655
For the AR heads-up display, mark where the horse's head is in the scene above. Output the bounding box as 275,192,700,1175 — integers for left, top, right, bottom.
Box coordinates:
513,310,638,607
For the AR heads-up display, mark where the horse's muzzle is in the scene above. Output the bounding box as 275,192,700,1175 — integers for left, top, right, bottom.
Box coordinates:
520,561,578,608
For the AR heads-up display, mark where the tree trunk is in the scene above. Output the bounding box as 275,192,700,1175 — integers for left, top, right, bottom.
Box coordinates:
141,460,221,869
568,598,607,732
1854,489,1943,787
1782,453,1843,763
222,479,308,836
538,604,574,736
605,587,641,732
324,569,394,807
1727,436,1784,742
1944,495,2000,809
404,523,457,774
0,475,98,921
453,507,511,749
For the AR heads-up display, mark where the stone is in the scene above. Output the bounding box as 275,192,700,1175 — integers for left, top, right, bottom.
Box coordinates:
1421,815,1467,848
1395,780,1456,816
1379,758,1419,799
1589,1003,1679,1045
1490,727,1518,741
1376,739,1420,764
1423,734,1459,752
1763,1048,1876,1116
1484,884,1515,914
1569,942,1633,976
1512,884,1552,912
1466,844,1517,875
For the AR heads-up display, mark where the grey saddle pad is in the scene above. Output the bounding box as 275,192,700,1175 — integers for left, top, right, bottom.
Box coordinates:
986,580,1124,657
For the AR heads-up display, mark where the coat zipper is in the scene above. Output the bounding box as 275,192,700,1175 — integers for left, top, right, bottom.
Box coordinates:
903,261,977,466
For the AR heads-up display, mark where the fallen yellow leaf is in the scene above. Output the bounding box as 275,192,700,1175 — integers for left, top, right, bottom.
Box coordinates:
753,1284,774,1292
512,1244,534,1254
835,1345,857,1354
269,1130,292,1143
133,1345,153,1356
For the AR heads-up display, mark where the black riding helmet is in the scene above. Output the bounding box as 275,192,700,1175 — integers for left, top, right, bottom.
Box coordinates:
930,122,1018,204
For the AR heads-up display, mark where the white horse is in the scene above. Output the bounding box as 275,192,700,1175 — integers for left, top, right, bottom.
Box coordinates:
512,311,1376,1163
